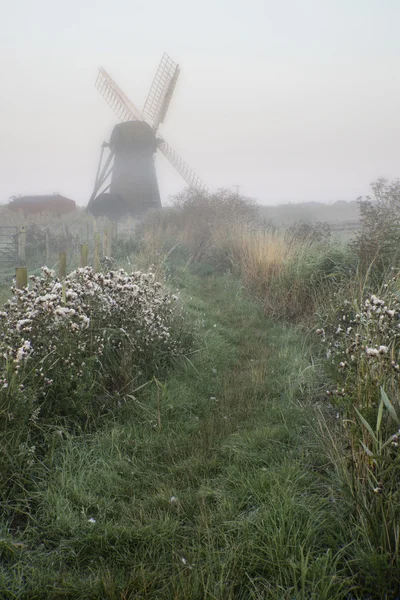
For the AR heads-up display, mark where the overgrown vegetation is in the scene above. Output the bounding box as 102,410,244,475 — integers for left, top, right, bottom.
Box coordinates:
0,266,190,525
351,178,400,279
2,180,400,598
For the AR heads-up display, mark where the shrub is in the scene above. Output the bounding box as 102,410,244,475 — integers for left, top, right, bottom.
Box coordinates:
351,178,400,278
285,220,331,246
317,282,400,592
25,223,83,262
139,188,266,268
317,283,400,412
0,266,191,508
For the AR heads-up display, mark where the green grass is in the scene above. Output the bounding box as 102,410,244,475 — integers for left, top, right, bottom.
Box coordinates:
1,271,358,599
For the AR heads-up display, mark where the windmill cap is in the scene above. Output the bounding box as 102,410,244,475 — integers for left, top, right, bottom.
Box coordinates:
110,121,158,153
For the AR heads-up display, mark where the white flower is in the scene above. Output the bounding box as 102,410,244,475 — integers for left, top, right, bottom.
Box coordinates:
15,340,33,362
16,319,31,331
88,517,96,524
366,347,380,357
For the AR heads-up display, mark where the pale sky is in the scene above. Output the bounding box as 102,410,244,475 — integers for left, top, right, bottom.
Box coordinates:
1,0,399,206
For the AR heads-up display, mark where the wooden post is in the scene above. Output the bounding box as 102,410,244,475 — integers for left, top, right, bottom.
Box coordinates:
15,267,28,289
112,221,117,244
107,223,114,256
18,225,26,262
59,251,67,279
80,243,89,267
45,229,50,263
94,233,101,272
103,225,108,256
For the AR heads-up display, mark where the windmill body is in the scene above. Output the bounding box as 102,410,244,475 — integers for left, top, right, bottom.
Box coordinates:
88,54,207,219
109,121,161,215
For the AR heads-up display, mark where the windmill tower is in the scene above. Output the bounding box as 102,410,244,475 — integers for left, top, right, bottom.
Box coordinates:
88,53,207,219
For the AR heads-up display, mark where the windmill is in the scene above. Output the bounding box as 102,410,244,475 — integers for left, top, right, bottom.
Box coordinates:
87,53,207,219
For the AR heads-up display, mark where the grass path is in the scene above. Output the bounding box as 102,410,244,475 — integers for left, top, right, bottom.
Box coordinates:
1,273,354,599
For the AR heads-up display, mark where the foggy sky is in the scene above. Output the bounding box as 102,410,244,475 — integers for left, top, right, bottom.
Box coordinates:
1,0,400,207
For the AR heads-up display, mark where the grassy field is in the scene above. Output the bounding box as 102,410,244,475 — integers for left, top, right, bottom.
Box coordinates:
1,268,358,599
2,183,400,598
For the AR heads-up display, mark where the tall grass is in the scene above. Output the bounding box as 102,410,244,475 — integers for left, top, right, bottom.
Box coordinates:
140,203,354,321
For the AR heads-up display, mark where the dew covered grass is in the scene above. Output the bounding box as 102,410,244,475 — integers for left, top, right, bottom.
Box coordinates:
0,271,359,599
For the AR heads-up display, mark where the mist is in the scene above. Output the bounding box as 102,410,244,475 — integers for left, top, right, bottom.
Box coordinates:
1,0,400,207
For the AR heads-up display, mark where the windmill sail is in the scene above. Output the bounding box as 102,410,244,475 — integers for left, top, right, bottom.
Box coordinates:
96,68,143,122
158,140,207,192
142,53,180,130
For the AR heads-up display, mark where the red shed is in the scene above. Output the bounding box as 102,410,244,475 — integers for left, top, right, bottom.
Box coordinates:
8,195,76,216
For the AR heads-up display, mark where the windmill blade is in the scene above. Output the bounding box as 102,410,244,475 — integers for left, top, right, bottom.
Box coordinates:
158,139,207,192
96,67,144,122
143,53,180,130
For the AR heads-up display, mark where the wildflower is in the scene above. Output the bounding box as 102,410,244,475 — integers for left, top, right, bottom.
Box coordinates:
88,517,96,524
371,295,384,306
15,340,33,362
366,347,380,357
16,319,31,332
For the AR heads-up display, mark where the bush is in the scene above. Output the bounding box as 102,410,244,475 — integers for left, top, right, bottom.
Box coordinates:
317,282,400,412
317,282,400,591
26,223,83,258
285,220,331,246
0,266,191,509
139,188,266,270
351,178,400,278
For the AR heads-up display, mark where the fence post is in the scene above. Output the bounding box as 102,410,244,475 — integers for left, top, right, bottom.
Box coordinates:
45,229,50,263
103,225,108,256
18,225,26,262
94,233,101,272
112,221,118,243
15,267,28,289
108,223,115,256
59,251,67,280
80,243,89,267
